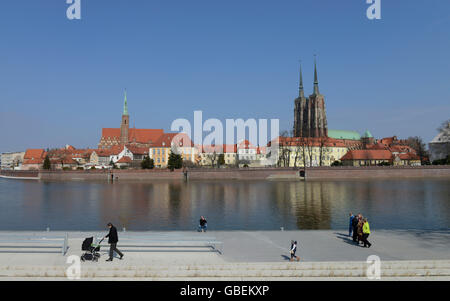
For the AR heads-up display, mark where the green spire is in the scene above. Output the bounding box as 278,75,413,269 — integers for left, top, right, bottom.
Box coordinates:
299,61,304,98
313,56,319,95
363,130,373,138
123,89,128,115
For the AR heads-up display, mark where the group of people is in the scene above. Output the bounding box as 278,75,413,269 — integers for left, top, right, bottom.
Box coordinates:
101,214,370,263
349,212,372,248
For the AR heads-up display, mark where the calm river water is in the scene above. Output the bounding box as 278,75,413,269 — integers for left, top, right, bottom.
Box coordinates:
0,178,449,231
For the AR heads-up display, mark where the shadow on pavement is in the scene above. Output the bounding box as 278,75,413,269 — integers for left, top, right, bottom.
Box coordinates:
334,232,360,246
281,255,290,261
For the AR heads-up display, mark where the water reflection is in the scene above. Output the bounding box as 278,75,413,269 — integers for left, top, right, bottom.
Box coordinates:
0,178,449,230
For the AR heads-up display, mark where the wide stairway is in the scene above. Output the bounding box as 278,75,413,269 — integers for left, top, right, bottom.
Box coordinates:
1,260,450,280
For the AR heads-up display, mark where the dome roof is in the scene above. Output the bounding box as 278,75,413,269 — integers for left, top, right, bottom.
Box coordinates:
362,130,373,138
328,130,361,140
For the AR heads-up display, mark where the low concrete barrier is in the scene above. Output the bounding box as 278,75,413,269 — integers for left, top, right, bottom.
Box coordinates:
0,232,69,255
0,170,39,179
93,233,223,254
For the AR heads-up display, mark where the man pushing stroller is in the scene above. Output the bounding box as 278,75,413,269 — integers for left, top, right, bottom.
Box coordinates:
104,222,124,262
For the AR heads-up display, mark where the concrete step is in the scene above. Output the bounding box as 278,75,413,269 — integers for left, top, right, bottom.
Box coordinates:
1,260,450,278
1,268,450,278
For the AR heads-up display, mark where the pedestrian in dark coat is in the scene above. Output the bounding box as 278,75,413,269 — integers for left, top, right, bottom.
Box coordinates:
104,223,124,261
349,212,355,237
352,214,360,242
289,240,300,262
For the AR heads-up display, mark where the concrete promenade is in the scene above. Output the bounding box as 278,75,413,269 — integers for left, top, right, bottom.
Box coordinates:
0,230,449,280
2,166,450,181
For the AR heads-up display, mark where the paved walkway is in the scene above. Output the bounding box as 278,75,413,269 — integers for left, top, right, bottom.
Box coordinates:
0,230,449,265
214,230,450,262
0,230,449,280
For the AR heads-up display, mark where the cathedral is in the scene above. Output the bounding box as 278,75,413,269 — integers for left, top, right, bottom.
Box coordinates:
293,60,328,138
98,91,164,149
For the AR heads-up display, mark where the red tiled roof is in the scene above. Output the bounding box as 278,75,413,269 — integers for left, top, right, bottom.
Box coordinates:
101,128,164,144
23,149,46,164
23,158,45,164
24,149,46,160
397,153,420,160
93,149,112,157
50,157,78,165
379,136,397,145
238,140,257,149
125,145,148,155
108,145,125,155
152,133,194,148
223,144,237,153
199,144,224,153
117,156,132,163
341,150,393,161
389,145,416,154
366,143,388,150
101,128,121,139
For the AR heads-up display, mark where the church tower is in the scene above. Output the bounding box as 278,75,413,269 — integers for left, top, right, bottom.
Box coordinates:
293,62,308,137
293,59,328,138
120,90,129,144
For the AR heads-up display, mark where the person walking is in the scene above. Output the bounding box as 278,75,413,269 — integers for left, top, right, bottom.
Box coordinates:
289,240,300,262
361,218,372,248
357,216,364,245
352,214,360,243
348,212,354,237
104,222,124,261
198,216,207,232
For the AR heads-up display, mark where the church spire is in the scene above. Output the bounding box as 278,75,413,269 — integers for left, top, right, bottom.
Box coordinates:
299,61,304,98
123,89,128,116
313,56,319,95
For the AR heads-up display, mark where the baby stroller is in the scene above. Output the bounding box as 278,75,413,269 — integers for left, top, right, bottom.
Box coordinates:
81,237,104,262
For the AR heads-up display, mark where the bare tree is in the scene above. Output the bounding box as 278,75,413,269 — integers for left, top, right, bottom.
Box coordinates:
277,131,291,167
293,137,309,168
292,143,302,167
207,151,219,167
305,138,315,167
438,119,450,136
318,137,330,166
406,136,429,163
277,142,291,167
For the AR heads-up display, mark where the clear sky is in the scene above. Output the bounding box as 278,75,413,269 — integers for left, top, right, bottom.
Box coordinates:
1,0,449,152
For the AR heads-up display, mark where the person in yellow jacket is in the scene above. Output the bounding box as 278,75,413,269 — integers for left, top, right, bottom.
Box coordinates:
362,218,372,248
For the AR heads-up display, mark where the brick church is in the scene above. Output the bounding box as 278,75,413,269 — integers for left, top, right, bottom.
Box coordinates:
98,91,164,149
293,59,328,138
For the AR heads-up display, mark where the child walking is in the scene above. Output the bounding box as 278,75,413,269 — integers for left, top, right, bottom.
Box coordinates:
289,240,300,262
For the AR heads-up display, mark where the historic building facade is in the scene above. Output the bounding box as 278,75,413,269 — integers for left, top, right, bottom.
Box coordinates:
293,60,328,138
429,120,450,163
98,92,164,149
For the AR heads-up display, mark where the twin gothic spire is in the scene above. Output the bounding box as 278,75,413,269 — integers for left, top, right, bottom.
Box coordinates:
298,56,320,97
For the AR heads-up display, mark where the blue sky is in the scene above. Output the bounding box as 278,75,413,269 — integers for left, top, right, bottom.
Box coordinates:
1,0,449,152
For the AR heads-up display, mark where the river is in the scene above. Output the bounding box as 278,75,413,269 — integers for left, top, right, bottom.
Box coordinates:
0,178,449,231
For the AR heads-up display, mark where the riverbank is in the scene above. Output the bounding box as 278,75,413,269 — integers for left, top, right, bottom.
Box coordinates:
2,166,450,181
0,230,449,280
